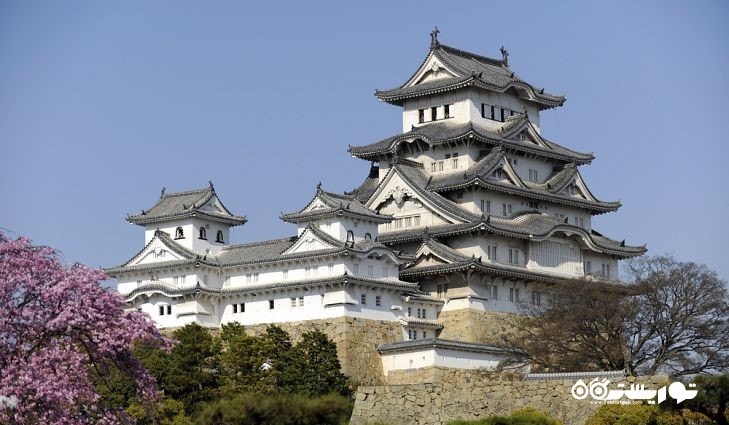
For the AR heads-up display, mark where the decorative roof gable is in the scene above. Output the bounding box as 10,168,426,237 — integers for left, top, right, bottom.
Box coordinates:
127,182,247,227
366,161,479,225
281,184,391,224
375,40,565,109
281,225,342,255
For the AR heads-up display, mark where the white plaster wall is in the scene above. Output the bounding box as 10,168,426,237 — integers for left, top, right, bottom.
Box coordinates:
144,219,229,255
380,347,504,375
467,89,541,133
402,92,469,131
507,156,556,185
582,252,619,280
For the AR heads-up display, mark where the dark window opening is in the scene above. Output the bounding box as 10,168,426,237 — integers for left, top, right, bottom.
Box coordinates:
268,300,274,310
159,305,164,316
430,106,437,120
233,304,238,313
444,104,451,118
166,305,171,315
364,232,372,240
418,109,425,123
199,227,207,240
216,230,224,243
174,227,184,239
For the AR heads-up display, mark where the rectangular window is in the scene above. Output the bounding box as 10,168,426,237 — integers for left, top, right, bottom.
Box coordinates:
502,203,508,216
491,285,498,300
584,261,592,275
407,306,412,316
487,245,497,261
283,269,288,280
529,169,537,182
159,305,165,316
413,215,421,226
253,273,259,283
528,201,539,209
375,295,381,307
423,331,427,339
508,248,521,265
361,294,366,305
457,192,463,199
436,284,442,297
445,154,451,159
510,288,521,302
382,266,388,277
353,264,359,274
367,265,374,276
492,169,503,179
532,291,542,306
431,162,437,172
438,161,444,172
418,109,425,123
416,308,421,318
203,274,208,285
298,297,304,307
233,304,238,313
167,305,171,315
452,157,458,169
246,273,252,283
431,106,438,121
422,309,426,319
291,297,296,308
412,329,417,340
269,300,275,310
328,263,334,275
579,218,585,228
500,108,506,122
508,204,512,214
404,217,412,227
240,303,245,313
408,329,412,340
444,104,451,118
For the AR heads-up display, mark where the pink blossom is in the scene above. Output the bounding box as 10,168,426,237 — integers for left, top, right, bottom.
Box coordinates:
0,233,168,424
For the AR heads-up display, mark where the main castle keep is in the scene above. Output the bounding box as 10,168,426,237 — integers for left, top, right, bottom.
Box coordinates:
108,32,645,385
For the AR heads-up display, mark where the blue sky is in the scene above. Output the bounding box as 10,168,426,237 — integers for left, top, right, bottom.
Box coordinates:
1,1,728,281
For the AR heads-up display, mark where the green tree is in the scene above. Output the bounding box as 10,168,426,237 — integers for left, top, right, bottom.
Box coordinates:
136,323,219,414
291,329,349,396
683,374,729,425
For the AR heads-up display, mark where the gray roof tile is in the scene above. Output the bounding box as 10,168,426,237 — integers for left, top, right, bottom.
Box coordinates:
375,43,565,109
349,117,594,164
281,185,390,223
127,184,247,226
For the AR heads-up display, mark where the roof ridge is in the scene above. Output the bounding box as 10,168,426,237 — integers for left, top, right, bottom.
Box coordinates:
160,186,211,198
222,236,296,250
437,43,505,68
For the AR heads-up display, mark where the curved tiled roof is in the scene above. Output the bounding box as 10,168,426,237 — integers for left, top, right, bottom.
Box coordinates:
122,274,419,301
397,316,443,330
281,185,391,224
377,337,517,355
348,118,593,164
127,183,247,226
426,150,620,214
348,164,381,203
382,161,481,223
377,212,646,258
375,43,565,110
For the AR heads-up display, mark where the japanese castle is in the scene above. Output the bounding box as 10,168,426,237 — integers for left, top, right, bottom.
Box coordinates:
108,31,645,384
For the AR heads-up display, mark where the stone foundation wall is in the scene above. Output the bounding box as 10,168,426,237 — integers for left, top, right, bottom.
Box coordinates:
350,371,667,425
246,317,403,385
437,309,517,344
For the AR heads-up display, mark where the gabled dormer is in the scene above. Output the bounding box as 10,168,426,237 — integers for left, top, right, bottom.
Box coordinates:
127,182,247,255
374,30,565,133
280,184,392,244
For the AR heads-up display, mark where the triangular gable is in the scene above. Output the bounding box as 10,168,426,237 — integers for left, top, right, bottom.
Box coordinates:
503,120,551,151
406,52,459,87
282,226,341,255
414,242,457,266
127,234,192,267
198,194,228,214
559,173,596,201
302,197,330,213
366,168,467,225
484,156,525,189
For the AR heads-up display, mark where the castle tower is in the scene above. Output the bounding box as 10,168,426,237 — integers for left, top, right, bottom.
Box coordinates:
348,32,645,343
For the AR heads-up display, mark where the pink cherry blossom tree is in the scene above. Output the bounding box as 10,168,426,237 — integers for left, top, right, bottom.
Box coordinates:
0,233,168,424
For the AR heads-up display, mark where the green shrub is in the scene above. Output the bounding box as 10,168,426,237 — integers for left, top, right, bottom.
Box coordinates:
586,404,685,425
447,407,562,425
193,392,353,425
